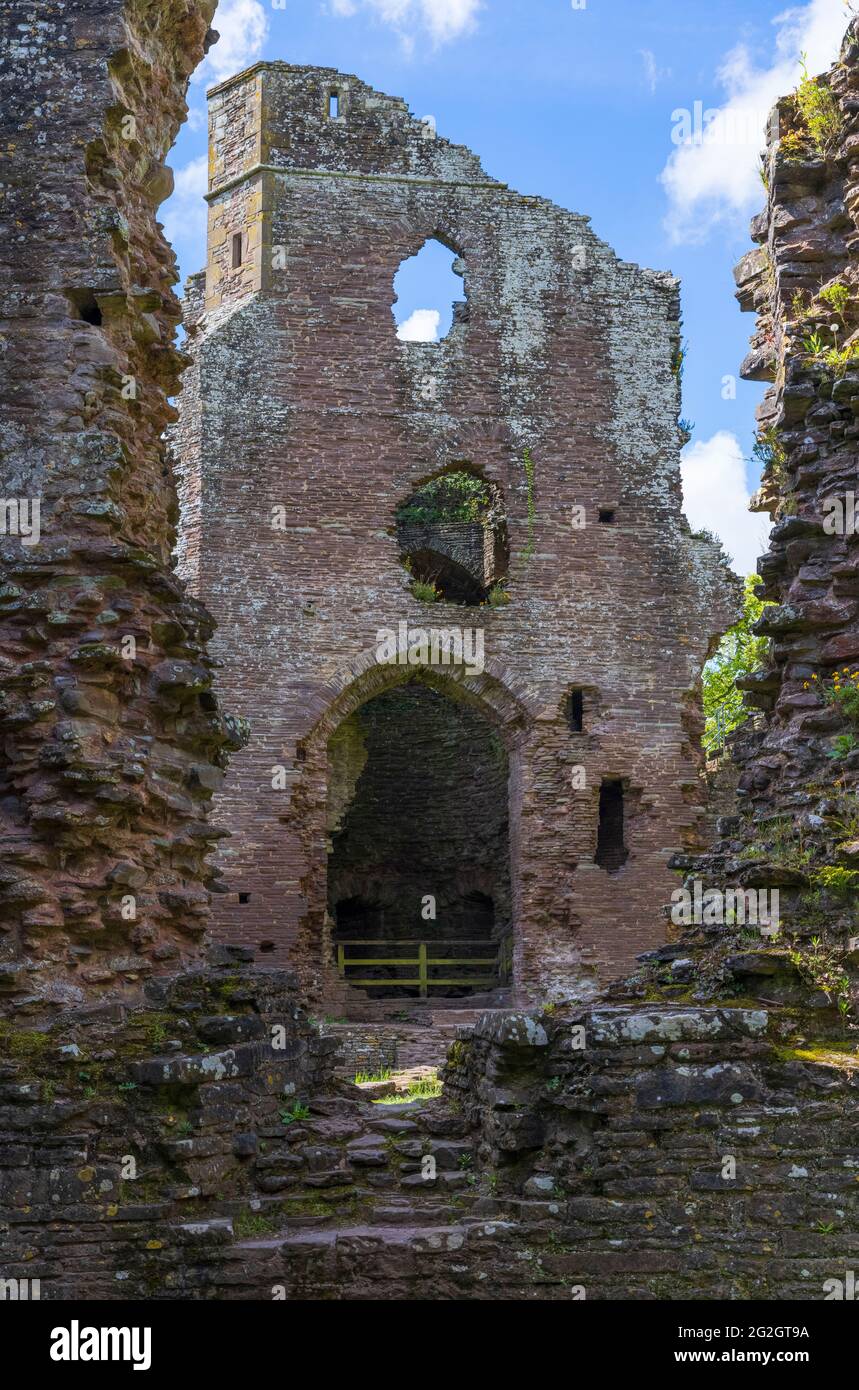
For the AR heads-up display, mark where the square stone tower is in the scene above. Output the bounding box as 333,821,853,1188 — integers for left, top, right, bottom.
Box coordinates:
172,61,740,1015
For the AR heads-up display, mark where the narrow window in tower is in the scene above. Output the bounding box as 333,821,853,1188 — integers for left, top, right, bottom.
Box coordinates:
567,689,584,733
231,232,243,269
595,779,628,872
329,91,340,119
598,508,616,524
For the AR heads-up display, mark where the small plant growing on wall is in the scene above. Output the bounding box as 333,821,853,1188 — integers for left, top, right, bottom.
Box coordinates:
753,426,789,488
795,53,843,156
802,331,859,377
411,578,441,604
787,935,852,1020
778,130,811,163
791,288,813,321
398,472,492,525
805,668,859,725
827,732,859,761
819,279,851,321
280,1102,310,1126
520,448,536,560
811,866,859,900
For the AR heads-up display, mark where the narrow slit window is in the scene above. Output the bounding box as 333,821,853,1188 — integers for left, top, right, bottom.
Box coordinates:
595,779,628,873
329,91,340,119
231,232,243,269
567,689,584,733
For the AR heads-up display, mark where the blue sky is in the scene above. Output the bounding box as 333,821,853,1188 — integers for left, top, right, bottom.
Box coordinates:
162,0,857,575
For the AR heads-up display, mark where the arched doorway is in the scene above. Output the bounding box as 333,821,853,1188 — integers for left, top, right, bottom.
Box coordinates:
326,679,512,1008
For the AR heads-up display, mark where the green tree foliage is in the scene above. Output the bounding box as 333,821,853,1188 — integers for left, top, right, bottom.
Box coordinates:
398,471,490,525
703,575,771,753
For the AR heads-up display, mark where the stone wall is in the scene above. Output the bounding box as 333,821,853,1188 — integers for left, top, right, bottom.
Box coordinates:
172,60,740,1011
432,1006,859,1301
0,0,242,1009
0,956,341,1300
730,24,859,832
638,22,859,1016
4,997,855,1301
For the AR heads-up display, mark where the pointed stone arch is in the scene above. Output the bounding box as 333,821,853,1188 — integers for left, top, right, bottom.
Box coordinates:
288,658,530,1010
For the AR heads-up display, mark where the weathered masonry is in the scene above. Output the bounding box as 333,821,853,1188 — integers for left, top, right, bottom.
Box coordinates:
0,0,231,1007
2,6,857,1307
172,62,739,1016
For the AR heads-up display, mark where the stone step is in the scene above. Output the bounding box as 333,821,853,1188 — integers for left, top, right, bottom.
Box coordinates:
234,1216,518,1256
359,1202,465,1228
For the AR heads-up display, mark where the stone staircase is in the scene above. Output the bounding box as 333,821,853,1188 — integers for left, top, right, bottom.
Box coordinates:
8,973,854,1302
215,1089,523,1298
325,1006,509,1076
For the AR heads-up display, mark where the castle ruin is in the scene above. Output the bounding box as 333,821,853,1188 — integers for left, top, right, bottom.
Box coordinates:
172,61,738,1017
0,0,856,1310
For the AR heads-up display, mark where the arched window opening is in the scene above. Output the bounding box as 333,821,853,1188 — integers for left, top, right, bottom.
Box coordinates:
396,470,509,606
327,683,512,1005
393,237,466,342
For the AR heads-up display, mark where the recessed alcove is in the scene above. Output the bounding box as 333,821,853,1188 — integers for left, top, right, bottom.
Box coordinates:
395,469,509,606
327,681,512,1001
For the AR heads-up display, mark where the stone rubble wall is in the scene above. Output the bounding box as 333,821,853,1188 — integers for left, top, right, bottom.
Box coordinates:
729,22,859,827
0,959,340,1299
0,0,243,1009
438,1007,859,1300
636,22,859,1016
2,997,855,1301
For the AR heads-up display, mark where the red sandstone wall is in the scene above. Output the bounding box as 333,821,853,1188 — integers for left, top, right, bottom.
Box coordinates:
0,0,240,1008
172,62,740,1009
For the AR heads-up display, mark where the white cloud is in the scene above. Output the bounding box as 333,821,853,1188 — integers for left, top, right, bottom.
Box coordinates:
397,308,441,340
640,49,670,94
195,0,269,85
681,431,770,576
161,155,209,255
661,0,849,244
329,0,482,47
